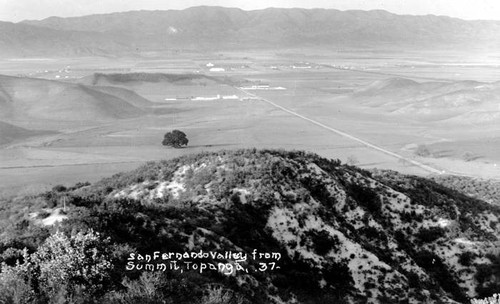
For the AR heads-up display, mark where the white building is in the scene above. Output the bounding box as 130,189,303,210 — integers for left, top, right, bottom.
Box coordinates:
222,95,239,100
192,95,221,101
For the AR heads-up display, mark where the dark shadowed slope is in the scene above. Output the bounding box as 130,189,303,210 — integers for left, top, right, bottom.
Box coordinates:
0,75,148,122
80,72,221,87
82,85,153,109
0,121,55,145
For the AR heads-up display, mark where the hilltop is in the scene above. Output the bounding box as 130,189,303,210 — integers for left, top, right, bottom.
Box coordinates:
2,7,500,56
1,149,499,303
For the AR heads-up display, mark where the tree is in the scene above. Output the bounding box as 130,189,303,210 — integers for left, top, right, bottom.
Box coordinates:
346,155,359,166
162,130,188,148
414,144,431,157
462,151,477,162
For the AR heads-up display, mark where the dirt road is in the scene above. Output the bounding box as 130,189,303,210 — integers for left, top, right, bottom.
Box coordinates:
237,87,444,175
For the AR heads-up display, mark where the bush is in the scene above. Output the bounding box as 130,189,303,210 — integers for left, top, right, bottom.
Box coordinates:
52,185,67,192
414,145,431,157
105,272,169,304
306,230,339,255
0,249,36,304
199,286,245,304
346,155,359,166
346,183,381,214
0,230,113,303
459,251,476,267
416,227,446,243
462,151,478,162
471,294,500,304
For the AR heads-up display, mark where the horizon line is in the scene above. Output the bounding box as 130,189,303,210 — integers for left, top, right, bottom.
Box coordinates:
6,5,499,23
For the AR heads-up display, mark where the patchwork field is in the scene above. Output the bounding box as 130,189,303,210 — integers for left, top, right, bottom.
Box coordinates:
1,48,499,196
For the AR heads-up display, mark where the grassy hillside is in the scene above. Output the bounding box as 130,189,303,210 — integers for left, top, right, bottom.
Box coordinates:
0,75,148,122
0,121,55,145
1,149,499,303
354,78,500,124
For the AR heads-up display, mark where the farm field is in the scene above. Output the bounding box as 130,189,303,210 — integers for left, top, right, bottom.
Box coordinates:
1,48,499,196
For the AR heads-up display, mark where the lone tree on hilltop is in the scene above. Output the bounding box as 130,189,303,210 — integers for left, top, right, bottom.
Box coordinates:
162,130,188,148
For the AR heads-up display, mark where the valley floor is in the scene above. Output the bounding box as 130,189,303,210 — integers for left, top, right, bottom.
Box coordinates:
1,48,499,196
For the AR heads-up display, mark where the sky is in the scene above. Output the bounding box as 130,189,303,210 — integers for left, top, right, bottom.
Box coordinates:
1,0,500,22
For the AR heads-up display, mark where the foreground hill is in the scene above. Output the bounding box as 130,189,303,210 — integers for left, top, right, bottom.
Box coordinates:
2,7,500,56
1,149,499,303
354,78,500,124
0,75,149,123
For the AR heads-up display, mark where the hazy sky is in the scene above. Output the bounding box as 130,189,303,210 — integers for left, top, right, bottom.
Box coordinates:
1,0,500,22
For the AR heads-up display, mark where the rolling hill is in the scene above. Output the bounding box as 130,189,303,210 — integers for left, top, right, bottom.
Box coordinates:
81,72,221,88
1,149,499,303
79,72,228,102
0,121,54,145
354,78,500,123
0,7,499,56
0,74,150,123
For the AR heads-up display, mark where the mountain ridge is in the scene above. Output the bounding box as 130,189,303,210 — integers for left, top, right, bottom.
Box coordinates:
1,7,499,57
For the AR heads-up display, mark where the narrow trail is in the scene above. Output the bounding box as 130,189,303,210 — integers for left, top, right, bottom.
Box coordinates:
236,87,443,175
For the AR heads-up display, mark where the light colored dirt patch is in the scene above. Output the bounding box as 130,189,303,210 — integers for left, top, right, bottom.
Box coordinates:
41,208,68,226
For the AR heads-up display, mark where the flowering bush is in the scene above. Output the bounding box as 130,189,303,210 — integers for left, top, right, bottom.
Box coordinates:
0,229,112,304
471,294,500,304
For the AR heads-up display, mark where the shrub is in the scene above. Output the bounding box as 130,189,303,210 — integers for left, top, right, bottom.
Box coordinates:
414,145,431,157
0,249,36,304
346,155,359,166
0,230,113,303
105,272,169,304
459,251,476,267
306,230,339,256
471,294,500,304
416,227,446,243
199,285,245,304
462,151,478,162
346,184,381,215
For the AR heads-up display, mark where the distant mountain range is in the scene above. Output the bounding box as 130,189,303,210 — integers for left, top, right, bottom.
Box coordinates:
1,6,500,56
